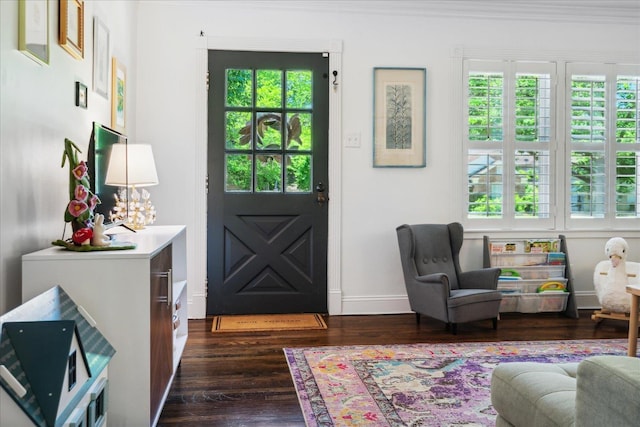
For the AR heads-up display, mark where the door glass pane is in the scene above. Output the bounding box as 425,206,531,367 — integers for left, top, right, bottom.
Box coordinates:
256,70,282,108
286,154,311,192
226,69,252,107
256,112,282,149
226,111,252,149
224,65,318,194
256,154,282,192
225,154,252,192
286,70,312,108
286,113,312,150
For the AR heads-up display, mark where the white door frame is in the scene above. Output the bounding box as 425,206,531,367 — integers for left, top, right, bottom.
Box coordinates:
192,36,343,318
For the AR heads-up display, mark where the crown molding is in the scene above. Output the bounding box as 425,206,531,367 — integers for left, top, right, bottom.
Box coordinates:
202,0,640,26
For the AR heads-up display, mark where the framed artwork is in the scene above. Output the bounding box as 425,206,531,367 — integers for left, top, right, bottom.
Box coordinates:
111,57,126,133
373,67,426,168
59,0,84,59
93,17,110,98
18,0,49,65
75,81,87,108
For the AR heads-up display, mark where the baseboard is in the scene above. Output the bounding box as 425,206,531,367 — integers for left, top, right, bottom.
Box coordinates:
340,291,603,315
341,294,411,315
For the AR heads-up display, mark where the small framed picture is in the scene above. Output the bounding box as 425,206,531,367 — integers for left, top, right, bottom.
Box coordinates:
111,57,126,132
75,82,87,108
93,17,110,99
59,0,84,59
18,0,49,65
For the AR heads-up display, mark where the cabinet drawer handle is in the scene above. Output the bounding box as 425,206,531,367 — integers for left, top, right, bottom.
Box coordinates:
157,269,173,307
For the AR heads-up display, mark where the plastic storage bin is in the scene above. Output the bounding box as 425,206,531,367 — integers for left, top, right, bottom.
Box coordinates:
498,278,568,294
499,265,565,280
498,292,569,313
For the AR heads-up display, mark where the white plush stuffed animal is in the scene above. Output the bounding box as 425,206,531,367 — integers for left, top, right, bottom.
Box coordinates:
91,214,111,247
593,237,640,313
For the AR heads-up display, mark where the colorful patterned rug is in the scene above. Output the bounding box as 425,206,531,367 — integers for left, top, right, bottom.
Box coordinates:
284,339,628,426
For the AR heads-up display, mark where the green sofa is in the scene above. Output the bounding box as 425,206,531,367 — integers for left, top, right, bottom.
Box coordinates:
491,355,640,427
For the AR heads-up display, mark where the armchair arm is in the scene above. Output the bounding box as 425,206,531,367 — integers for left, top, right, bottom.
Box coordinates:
458,268,500,290
406,273,451,321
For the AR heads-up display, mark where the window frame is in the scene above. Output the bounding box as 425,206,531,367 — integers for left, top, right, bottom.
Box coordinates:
564,62,640,230
456,48,640,232
463,59,558,230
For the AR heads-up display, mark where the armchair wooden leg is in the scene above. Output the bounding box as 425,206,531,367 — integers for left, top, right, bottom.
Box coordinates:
492,317,498,330
415,312,421,324
451,323,457,335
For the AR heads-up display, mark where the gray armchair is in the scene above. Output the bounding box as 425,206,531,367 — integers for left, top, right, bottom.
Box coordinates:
396,222,502,334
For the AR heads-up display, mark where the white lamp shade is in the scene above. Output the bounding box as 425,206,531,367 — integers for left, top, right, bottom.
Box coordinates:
105,143,159,187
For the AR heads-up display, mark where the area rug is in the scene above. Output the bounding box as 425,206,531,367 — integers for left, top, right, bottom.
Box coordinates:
211,313,327,332
284,339,628,426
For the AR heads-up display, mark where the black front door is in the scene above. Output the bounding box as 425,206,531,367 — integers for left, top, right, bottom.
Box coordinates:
207,50,329,315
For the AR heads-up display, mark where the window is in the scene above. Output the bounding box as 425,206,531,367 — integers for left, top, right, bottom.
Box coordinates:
68,350,77,391
567,64,640,228
464,59,639,230
465,60,555,229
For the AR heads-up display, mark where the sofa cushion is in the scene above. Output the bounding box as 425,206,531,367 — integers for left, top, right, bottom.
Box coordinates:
575,356,640,427
491,362,578,427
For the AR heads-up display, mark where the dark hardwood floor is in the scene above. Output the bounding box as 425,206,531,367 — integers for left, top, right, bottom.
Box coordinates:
158,311,631,426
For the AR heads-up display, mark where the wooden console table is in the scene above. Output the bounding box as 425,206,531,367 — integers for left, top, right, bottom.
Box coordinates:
627,285,640,357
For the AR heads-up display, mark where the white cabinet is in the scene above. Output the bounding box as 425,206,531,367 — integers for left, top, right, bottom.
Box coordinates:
483,235,578,318
22,225,188,427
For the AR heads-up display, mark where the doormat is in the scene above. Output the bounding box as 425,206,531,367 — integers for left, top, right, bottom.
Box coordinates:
284,339,629,426
211,313,327,333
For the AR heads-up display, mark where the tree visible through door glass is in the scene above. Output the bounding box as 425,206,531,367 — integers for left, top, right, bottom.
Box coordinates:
224,67,313,193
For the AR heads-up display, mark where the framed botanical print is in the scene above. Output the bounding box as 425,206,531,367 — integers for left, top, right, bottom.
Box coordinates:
373,67,427,168
111,57,126,133
59,0,84,59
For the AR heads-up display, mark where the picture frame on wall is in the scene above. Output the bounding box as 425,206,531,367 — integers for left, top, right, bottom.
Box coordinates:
75,82,88,108
59,0,84,59
373,67,427,168
93,17,110,99
18,0,49,65
111,57,126,133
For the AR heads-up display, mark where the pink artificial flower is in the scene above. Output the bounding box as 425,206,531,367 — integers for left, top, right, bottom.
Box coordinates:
72,161,88,180
68,200,88,217
74,184,88,201
89,194,100,210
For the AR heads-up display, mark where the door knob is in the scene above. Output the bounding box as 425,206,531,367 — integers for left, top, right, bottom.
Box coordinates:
316,182,328,206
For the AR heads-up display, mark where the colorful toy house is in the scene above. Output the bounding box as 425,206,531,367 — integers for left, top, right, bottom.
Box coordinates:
0,286,115,427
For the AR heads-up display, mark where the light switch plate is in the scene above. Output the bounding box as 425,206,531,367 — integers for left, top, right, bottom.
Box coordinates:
345,133,361,148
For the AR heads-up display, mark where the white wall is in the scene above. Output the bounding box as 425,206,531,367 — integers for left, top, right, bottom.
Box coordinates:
0,0,138,313
2,1,639,318
135,1,640,318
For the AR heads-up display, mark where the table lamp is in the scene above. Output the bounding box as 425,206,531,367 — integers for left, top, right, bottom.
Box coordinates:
105,143,159,229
